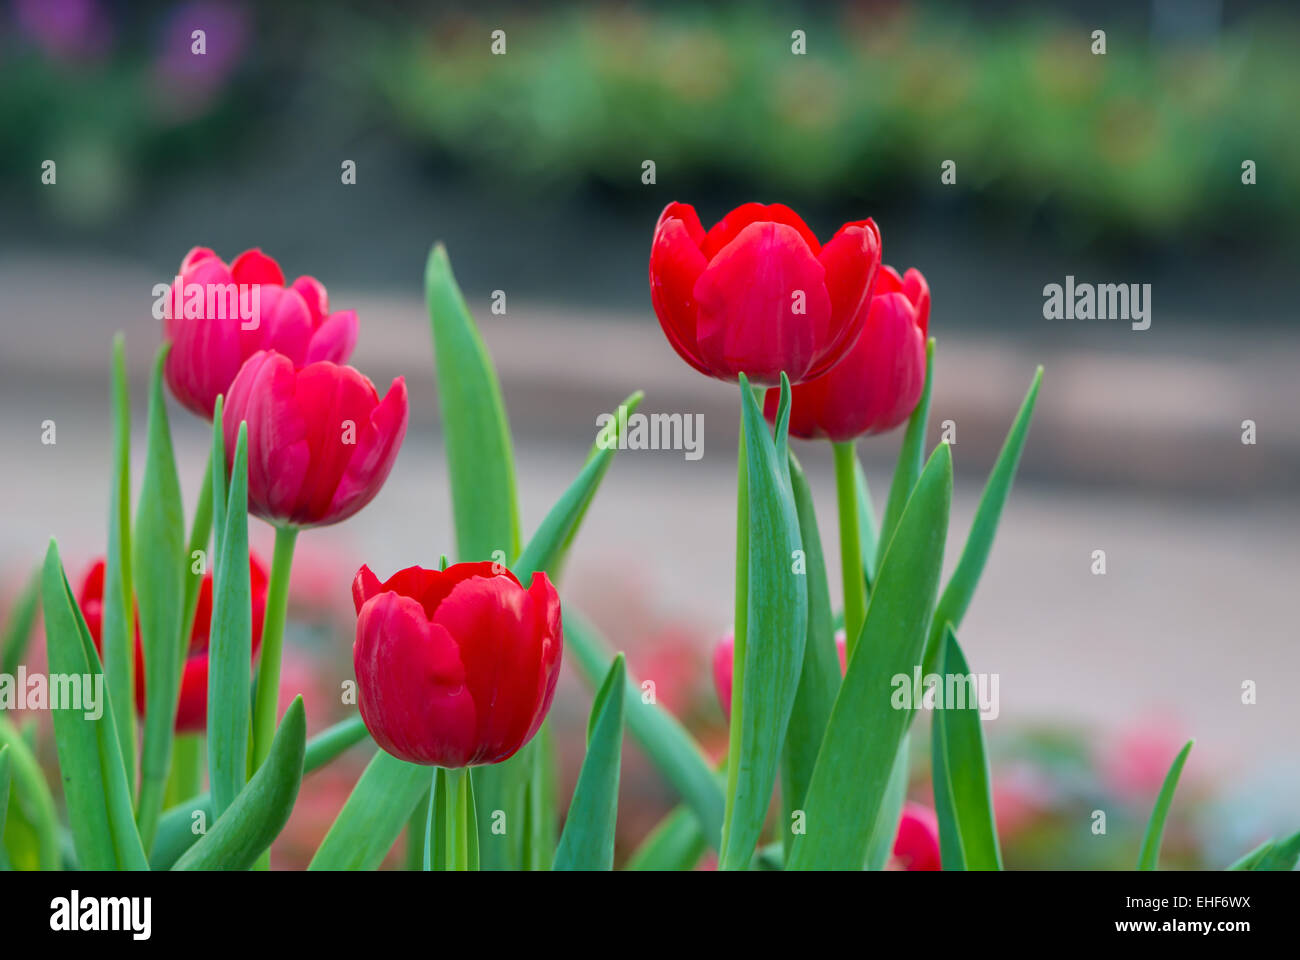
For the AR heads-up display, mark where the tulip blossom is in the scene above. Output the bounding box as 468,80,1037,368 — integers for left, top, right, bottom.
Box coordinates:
222,350,408,528
713,629,846,719
650,202,882,385
891,802,942,871
351,562,563,767
162,246,359,419
77,553,269,732
766,265,930,441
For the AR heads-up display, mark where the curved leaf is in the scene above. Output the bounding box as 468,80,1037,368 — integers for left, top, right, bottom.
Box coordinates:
309,749,429,870
876,338,935,570
1136,739,1194,870
0,716,60,869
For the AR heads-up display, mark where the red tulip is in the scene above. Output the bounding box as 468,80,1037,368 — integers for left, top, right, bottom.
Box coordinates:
162,247,359,419
713,629,846,720
222,350,408,528
891,802,942,870
650,202,882,385
351,562,563,767
77,553,269,732
765,265,930,441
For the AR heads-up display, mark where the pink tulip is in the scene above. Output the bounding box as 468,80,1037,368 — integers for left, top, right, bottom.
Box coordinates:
892,802,942,870
222,351,407,528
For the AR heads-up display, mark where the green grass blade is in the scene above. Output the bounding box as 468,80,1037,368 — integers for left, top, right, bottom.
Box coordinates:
0,715,61,869
207,424,251,819
133,345,188,851
425,242,520,565
521,720,558,870
309,749,430,870
930,625,1002,870
1136,739,1194,870
626,803,708,871
554,654,626,871
174,697,305,869
923,366,1042,674
787,444,951,870
0,568,39,678
876,338,935,571
0,745,10,869
854,455,879,590
865,732,911,870
103,334,137,794
720,374,808,870
1253,830,1300,871
1226,838,1274,871
781,452,840,836
564,609,724,851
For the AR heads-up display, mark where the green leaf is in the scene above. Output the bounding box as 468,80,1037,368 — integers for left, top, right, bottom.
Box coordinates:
174,696,306,870
787,443,952,870
781,452,840,831
309,749,430,870
564,609,724,851
923,366,1042,674
150,715,369,869
1136,739,1194,870
854,456,879,591
0,745,10,869
41,540,148,870
1226,838,1274,871
521,721,558,870
720,374,807,870
930,625,1002,870
425,242,520,565
876,337,935,571
0,716,60,869
0,567,39,679
207,423,251,819
133,345,188,851
554,654,627,871
102,334,136,794
865,733,911,870
1253,830,1300,871
626,803,708,871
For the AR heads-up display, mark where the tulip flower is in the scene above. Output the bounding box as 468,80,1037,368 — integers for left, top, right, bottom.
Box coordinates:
764,265,930,442
162,246,359,419
891,802,942,871
650,202,882,385
77,553,268,732
222,350,408,529
713,629,846,720
351,561,563,767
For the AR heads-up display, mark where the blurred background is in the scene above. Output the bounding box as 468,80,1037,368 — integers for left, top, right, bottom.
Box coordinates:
1,0,1297,868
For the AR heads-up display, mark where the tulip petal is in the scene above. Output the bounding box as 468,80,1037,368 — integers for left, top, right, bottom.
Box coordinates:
324,377,409,525
694,222,831,384
225,351,311,524
231,248,285,286
649,216,710,376
290,275,329,323
305,309,359,365
900,268,931,337
701,202,821,258
248,285,314,365
812,218,881,378
180,246,219,272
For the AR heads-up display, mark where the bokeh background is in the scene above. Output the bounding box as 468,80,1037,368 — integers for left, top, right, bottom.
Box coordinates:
1,0,1298,868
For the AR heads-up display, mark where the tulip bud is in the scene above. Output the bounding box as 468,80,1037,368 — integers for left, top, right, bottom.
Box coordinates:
222,351,408,528
650,202,882,385
351,562,563,767
77,553,269,732
765,265,930,441
891,801,942,870
163,247,359,419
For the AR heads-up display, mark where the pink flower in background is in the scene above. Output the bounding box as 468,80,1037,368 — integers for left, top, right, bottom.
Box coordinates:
891,802,942,870
164,247,359,419
1102,718,1192,801
13,0,112,62
153,1,248,115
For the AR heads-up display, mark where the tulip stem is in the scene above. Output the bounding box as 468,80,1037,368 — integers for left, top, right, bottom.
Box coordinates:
719,409,749,868
833,441,866,659
441,767,478,871
250,525,298,775
164,733,202,808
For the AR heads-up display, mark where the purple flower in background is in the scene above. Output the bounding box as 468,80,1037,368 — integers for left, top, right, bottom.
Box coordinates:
12,0,113,62
152,0,248,116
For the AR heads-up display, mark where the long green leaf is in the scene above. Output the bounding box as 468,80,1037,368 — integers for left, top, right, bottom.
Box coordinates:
0,568,39,679
521,720,558,870
930,625,1002,870
626,803,708,871
923,366,1042,674
854,456,879,591
0,745,10,869
103,333,136,794
0,715,61,869
42,540,148,870
865,732,911,870
174,697,306,870
1253,830,1300,871
133,345,187,851
1136,739,1194,870
554,654,626,871
309,749,430,870
787,443,952,870
781,452,840,836
876,338,935,570
564,609,724,851
720,374,807,870
151,715,369,869
207,423,251,818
